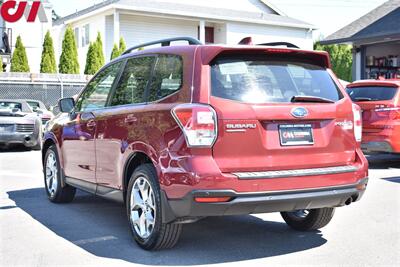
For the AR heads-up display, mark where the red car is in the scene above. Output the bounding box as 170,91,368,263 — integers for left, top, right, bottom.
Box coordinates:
42,37,368,250
347,79,400,153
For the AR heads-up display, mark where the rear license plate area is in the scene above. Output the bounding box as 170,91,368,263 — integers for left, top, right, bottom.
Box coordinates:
279,124,314,146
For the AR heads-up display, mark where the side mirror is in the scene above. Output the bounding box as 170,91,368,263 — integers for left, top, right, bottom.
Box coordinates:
58,98,75,113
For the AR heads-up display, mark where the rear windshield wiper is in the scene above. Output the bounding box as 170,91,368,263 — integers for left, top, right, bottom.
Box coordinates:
353,97,373,102
290,95,335,104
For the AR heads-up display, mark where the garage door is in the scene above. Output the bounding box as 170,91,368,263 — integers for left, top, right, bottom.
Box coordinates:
120,14,198,48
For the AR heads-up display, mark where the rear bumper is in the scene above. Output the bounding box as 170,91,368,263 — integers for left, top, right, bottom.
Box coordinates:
362,127,400,153
163,178,368,223
0,132,40,147
361,141,394,153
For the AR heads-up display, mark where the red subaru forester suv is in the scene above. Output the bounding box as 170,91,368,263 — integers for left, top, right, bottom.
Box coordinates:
347,79,400,154
42,37,368,250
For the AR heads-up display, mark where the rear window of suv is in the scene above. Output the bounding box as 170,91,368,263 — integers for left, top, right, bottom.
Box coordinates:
346,86,398,101
211,58,342,103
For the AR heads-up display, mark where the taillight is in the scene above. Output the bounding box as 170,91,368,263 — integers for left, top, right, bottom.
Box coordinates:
172,104,218,147
375,107,400,120
352,104,362,142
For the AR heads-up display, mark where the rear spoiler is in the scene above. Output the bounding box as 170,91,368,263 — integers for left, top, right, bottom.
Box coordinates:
201,47,332,69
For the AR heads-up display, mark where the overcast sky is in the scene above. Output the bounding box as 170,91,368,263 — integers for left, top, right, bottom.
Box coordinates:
50,0,388,38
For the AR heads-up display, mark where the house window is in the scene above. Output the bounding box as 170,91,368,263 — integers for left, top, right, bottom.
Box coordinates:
81,24,90,47
198,27,214,44
74,28,80,47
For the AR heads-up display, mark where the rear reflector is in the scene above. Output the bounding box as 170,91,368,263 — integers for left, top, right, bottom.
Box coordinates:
194,197,232,203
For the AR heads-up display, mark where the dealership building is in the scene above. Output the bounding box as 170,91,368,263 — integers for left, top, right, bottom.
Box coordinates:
321,0,400,81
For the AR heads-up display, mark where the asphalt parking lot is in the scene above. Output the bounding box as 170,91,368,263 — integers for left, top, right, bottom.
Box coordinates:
0,148,399,267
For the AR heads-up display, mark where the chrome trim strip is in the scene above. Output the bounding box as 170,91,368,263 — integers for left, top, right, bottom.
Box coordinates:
233,165,358,179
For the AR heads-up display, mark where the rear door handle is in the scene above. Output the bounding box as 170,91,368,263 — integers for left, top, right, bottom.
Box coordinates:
125,115,137,124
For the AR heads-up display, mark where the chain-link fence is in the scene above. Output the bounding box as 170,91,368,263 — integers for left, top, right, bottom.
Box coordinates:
0,73,92,108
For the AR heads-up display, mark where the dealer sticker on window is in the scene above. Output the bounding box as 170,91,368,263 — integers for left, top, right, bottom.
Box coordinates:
218,62,249,75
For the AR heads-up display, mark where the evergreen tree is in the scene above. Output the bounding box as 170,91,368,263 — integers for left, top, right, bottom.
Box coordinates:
59,26,80,74
314,42,353,82
11,36,30,72
40,31,57,73
119,37,126,55
110,43,120,60
95,32,105,67
84,42,100,75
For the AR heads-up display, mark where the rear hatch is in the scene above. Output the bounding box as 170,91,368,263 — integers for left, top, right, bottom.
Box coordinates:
347,85,400,135
208,51,357,173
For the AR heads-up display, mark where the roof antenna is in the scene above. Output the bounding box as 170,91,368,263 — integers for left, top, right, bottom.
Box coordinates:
238,37,253,45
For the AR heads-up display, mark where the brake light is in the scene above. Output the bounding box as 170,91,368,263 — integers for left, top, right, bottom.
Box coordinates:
172,104,218,147
374,107,400,120
352,104,362,142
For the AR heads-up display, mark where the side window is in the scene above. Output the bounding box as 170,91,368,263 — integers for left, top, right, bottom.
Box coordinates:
111,57,155,106
148,55,182,102
76,62,122,112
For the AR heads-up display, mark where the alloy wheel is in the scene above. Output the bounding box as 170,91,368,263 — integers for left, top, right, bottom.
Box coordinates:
130,176,156,239
45,151,58,196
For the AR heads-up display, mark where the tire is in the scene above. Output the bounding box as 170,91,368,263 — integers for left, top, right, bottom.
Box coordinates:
126,164,182,250
281,208,335,231
44,145,76,203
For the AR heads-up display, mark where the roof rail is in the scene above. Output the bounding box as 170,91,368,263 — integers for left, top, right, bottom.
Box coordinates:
122,37,203,55
258,42,299,49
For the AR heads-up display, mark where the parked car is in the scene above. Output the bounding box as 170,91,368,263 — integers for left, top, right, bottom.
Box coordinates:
0,99,42,150
42,37,369,250
346,79,400,153
24,99,54,127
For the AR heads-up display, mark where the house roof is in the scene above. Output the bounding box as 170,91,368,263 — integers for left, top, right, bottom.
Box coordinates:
54,0,315,29
321,0,400,45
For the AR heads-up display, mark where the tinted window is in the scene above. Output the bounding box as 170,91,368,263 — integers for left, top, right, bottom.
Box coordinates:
148,55,182,102
211,59,342,103
111,57,154,106
347,86,398,101
76,62,122,112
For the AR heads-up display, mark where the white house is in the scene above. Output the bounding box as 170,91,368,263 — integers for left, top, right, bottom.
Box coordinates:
1,0,315,74
52,0,316,74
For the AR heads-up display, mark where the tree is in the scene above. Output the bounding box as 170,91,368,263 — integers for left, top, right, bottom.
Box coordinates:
11,36,30,72
119,37,126,55
84,42,100,75
314,42,353,82
110,43,120,60
95,32,105,67
40,31,57,73
85,33,105,74
59,26,80,74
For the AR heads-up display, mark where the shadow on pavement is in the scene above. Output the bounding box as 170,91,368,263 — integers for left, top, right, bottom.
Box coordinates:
0,145,31,153
382,177,400,184
366,154,400,170
8,188,327,265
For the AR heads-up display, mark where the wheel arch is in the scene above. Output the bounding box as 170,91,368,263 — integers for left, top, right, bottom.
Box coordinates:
123,151,156,198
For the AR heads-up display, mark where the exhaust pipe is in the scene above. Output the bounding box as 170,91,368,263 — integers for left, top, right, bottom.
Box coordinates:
345,198,353,206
